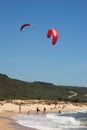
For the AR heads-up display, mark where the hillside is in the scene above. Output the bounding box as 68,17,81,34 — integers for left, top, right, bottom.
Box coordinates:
0,73,87,102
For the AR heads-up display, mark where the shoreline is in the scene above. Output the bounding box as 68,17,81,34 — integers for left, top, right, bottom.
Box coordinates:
0,100,87,130
0,112,38,130
10,118,38,130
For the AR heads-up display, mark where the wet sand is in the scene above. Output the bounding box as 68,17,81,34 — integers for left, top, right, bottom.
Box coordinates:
0,111,38,130
12,122,37,130
0,114,38,130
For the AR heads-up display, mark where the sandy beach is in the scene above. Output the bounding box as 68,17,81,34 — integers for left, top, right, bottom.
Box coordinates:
0,111,38,130
0,100,87,130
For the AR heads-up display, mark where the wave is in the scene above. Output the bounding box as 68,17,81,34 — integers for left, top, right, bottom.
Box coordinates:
12,110,87,130
46,113,80,126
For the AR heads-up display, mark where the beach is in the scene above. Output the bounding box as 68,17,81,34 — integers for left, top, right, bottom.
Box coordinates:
0,112,37,130
0,100,87,130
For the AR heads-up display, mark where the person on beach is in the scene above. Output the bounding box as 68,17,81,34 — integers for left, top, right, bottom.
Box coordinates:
19,104,21,113
37,107,40,113
43,107,46,113
28,111,30,116
59,110,61,114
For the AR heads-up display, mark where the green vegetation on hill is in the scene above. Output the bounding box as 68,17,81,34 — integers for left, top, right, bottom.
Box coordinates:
0,73,87,102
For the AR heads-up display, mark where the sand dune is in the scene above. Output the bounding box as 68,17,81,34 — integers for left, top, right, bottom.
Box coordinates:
0,100,87,114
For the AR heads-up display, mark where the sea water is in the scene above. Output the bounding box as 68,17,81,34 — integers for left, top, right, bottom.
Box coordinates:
12,110,87,130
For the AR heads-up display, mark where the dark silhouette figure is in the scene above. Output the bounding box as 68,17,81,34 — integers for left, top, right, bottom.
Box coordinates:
43,107,46,113
59,110,61,114
28,111,30,116
19,104,21,113
37,107,40,113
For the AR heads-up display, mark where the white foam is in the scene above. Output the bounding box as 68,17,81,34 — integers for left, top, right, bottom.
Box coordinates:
46,113,80,125
12,111,87,130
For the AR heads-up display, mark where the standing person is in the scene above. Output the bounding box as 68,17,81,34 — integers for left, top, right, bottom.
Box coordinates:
59,110,61,114
19,104,21,113
43,107,46,113
37,107,40,113
28,111,30,116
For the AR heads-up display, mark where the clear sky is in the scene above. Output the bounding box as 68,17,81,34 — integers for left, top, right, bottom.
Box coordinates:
0,0,87,87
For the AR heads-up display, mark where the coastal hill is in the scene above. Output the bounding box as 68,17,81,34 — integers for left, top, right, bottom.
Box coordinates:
0,73,87,102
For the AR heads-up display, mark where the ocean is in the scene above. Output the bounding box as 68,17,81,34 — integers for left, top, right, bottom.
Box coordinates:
12,110,87,130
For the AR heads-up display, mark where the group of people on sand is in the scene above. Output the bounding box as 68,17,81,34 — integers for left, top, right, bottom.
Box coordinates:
27,107,46,116
36,107,61,114
19,104,61,115
36,107,46,113
18,104,46,115
27,107,46,114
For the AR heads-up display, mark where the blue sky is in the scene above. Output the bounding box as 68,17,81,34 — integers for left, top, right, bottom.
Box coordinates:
0,0,87,87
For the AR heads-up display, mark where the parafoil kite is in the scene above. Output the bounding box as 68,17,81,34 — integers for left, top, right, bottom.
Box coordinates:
20,23,33,31
47,29,59,45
